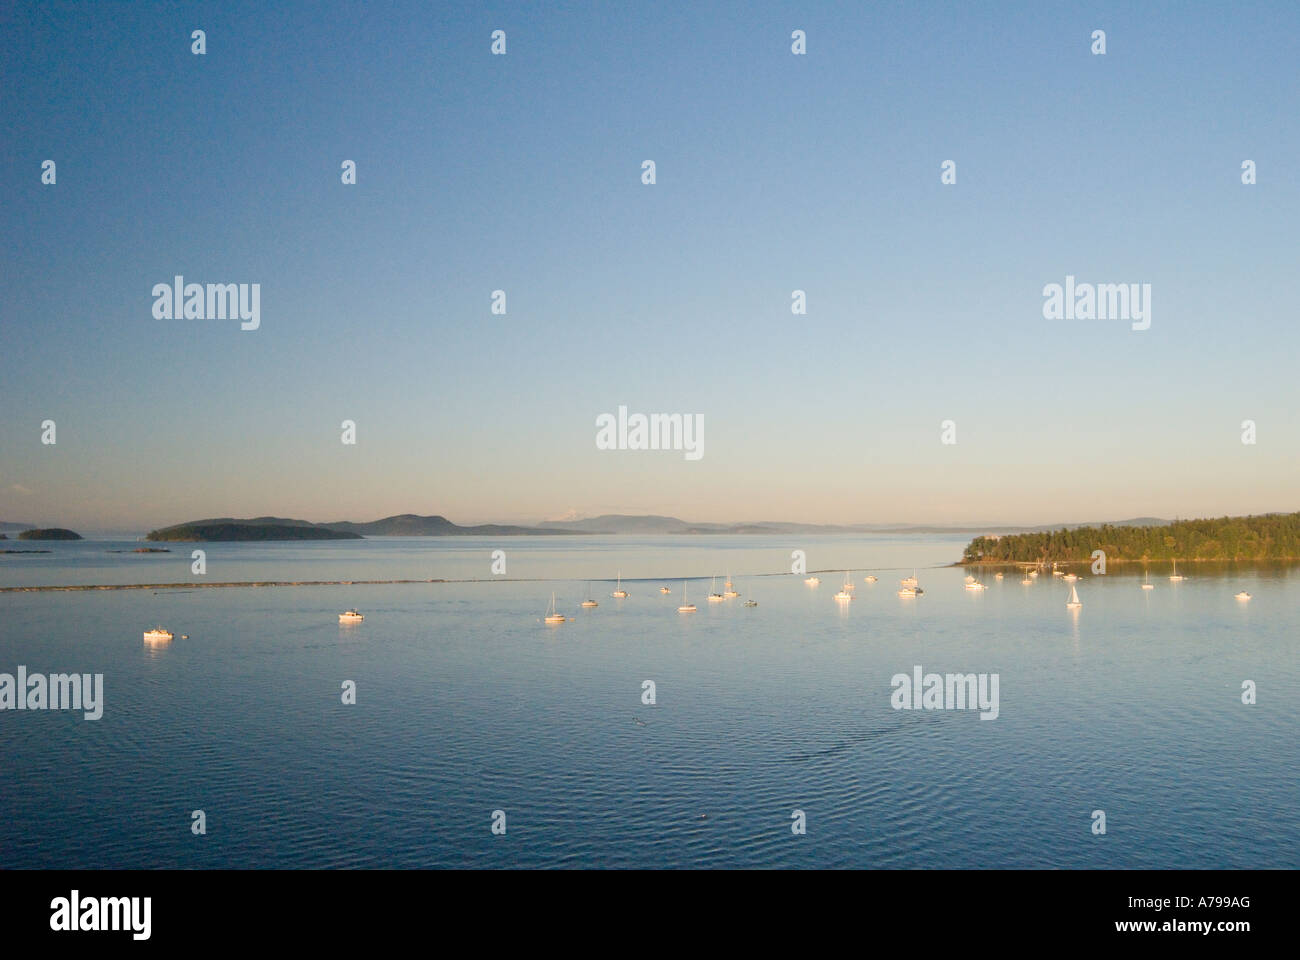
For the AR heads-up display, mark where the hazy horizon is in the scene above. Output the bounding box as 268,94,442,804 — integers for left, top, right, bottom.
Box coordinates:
5,1,1299,530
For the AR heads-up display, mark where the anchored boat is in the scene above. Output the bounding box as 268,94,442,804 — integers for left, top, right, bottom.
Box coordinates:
677,581,696,613
544,592,567,623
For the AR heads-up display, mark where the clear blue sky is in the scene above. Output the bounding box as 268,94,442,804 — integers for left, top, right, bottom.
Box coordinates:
3,0,1297,531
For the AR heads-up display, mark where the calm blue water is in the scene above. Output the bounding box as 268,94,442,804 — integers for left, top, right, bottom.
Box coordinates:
1,535,1296,868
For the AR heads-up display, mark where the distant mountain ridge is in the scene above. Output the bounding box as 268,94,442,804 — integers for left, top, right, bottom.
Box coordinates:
538,514,902,534
325,514,583,537
140,512,1178,541
536,514,1170,536
145,514,583,540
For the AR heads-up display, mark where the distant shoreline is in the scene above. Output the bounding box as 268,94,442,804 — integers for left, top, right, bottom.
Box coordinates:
1,568,910,592
0,573,806,592
4,559,1291,593
1,579,449,593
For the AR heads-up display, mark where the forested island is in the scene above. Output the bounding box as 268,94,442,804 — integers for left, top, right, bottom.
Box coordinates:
17,528,82,540
146,513,581,539
962,512,1300,564
146,520,363,542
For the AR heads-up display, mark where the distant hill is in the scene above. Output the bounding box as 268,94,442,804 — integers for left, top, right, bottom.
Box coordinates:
17,528,82,540
326,514,583,536
962,512,1300,563
538,515,695,534
146,521,361,542
165,516,321,529
1019,517,1167,532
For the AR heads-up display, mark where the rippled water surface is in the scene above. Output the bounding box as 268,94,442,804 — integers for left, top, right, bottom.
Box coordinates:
1,536,1296,868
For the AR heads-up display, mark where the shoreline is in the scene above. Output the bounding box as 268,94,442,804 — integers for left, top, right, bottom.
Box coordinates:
952,558,1300,568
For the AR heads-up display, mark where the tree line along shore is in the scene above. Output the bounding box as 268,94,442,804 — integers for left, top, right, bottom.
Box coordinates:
962,512,1300,564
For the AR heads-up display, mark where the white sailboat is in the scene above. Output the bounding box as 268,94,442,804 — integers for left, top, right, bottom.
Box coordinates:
724,574,739,598
1168,559,1184,582
707,576,724,602
544,592,566,623
1066,583,1081,609
1142,570,1154,590
678,580,696,613
581,582,599,607
901,571,918,588
611,571,629,598
1235,591,1251,601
